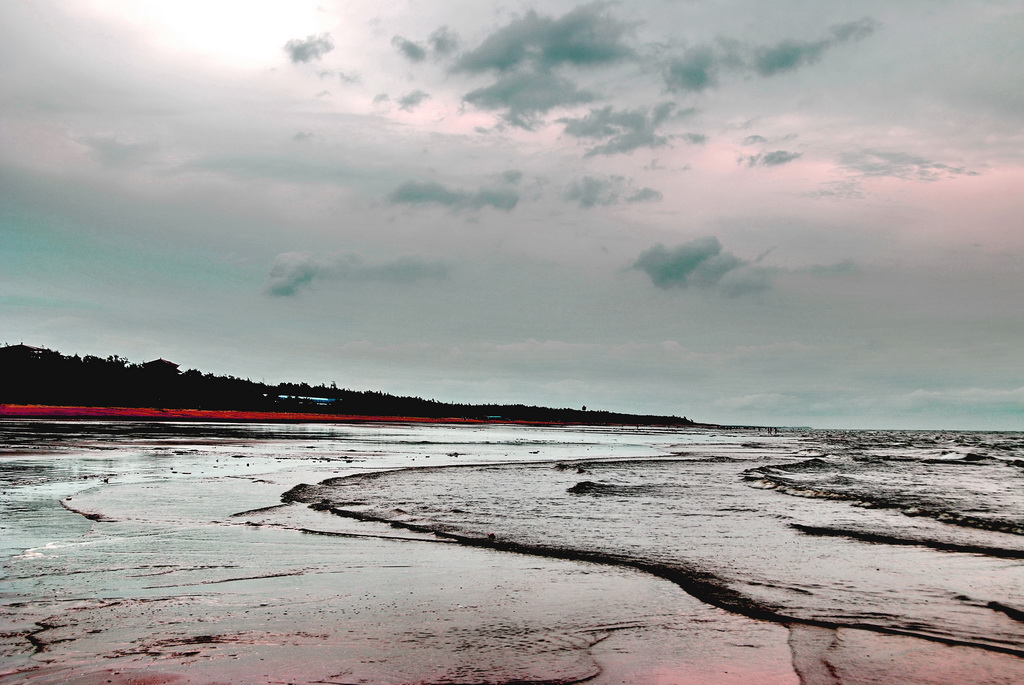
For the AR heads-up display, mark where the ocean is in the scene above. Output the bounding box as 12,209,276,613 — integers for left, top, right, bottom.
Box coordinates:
1,420,1022,684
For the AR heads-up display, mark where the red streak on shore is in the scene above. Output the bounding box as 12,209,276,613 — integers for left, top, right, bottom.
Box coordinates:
0,405,557,425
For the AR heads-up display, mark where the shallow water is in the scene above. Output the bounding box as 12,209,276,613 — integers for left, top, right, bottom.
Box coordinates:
2,421,1022,684
296,432,1024,649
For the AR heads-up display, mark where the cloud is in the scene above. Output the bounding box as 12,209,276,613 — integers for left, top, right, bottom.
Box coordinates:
564,176,662,208
626,187,663,203
663,46,720,93
747,150,803,166
451,4,635,128
718,266,776,297
316,69,360,84
663,18,878,93
397,90,431,112
283,33,334,63
452,4,634,74
633,238,859,295
388,180,519,211
632,237,769,294
462,71,596,129
742,135,768,145
560,175,651,208
754,18,878,76
315,68,359,84
752,38,831,77
828,17,879,43
428,27,460,56
633,237,744,288
392,36,427,62
564,176,617,207
444,0,803,132
500,169,524,185
558,103,675,156
803,179,865,200
838,149,976,181
266,252,451,297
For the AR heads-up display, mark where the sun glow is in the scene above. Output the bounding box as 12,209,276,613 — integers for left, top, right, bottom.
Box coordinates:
85,0,333,66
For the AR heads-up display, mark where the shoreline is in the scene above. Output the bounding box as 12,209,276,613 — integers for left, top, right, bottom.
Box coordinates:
0,404,713,428
0,404,548,425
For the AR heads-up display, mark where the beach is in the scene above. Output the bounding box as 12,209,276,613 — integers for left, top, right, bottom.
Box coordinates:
2,420,1022,683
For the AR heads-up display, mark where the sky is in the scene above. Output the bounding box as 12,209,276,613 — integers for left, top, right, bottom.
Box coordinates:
2,0,1022,430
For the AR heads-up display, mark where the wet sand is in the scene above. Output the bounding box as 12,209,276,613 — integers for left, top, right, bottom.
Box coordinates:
3,532,802,684
2,469,797,684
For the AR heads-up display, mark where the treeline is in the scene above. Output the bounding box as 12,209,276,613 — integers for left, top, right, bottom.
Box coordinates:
0,345,695,426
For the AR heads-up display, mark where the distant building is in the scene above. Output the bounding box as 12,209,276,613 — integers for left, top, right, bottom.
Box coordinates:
275,394,339,406
142,358,180,374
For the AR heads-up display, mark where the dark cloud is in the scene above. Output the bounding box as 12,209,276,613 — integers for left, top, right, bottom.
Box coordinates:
663,17,878,92
315,69,359,83
558,103,674,156
564,176,624,208
663,47,720,93
828,17,879,43
753,38,830,77
451,4,635,127
463,71,596,129
266,252,450,297
633,238,857,294
267,253,318,296
283,33,334,63
453,3,633,74
389,180,519,211
838,149,976,181
428,26,460,56
742,135,768,146
747,150,803,166
468,187,520,210
563,175,661,208
682,132,707,144
632,237,749,290
392,36,427,62
755,18,878,76
627,187,663,203
397,90,431,112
